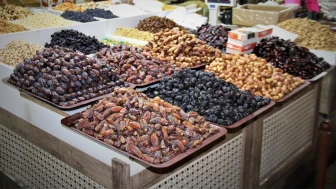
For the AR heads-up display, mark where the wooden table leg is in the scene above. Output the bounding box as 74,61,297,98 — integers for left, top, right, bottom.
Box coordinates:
315,121,331,189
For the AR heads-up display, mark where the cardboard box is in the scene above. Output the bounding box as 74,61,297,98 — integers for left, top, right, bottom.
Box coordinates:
226,42,257,54
246,26,273,43
232,5,294,26
228,28,258,46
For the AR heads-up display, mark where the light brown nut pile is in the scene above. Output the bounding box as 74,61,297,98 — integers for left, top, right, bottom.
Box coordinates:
137,16,185,33
278,18,336,51
114,28,153,42
205,54,305,101
0,18,28,33
145,27,222,68
16,13,74,29
0,5,33,20
53,2,85,12
0,40,43,67
68,87,219,164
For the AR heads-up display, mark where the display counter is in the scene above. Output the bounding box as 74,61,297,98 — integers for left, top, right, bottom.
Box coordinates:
0,12,333,189
0,59,327,188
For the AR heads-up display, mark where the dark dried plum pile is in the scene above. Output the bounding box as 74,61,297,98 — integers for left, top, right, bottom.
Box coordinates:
8,46,129,106
95,46,176,85
253,36,330,79
45,29,107,55
144,69,271,126
61,10,97,23
195,23,230,52
84,9,118,19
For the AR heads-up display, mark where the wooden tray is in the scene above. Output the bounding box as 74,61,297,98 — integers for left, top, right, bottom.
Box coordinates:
2,77,135,110
61,113,227,168
211,101,276,129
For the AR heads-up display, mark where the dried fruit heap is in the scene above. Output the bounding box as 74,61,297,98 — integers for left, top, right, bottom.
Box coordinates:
53,2,85,12
144,69,271,126
278,18,336,51
84,9,118,19
95,46,175,85
0,40,43,67
8,46,129,106
253,36,330,79
0,18,28,34
195,23,230,52
145,27,222,68
0,5,33,20
61,11,97,23
137,16,185,33
206,54,305,101
45,29,107,55
70,88,219,164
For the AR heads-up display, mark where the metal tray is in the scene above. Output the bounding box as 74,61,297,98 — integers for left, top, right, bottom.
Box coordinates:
308,65,335,82
61,113,227,168
276,80,310,103
211,101,276,129
2,77,135,110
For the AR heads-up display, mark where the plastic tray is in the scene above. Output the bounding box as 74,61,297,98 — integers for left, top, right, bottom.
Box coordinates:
61,113,227,168
308,65,335,82
276,80,310,103
2,77,135,110
211,101,276,129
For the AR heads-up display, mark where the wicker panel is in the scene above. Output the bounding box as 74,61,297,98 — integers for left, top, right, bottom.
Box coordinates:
149,133,243,189
260,90,315,181
0,124,105,189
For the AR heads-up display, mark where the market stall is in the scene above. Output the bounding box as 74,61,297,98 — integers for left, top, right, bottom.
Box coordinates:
0,2,335,189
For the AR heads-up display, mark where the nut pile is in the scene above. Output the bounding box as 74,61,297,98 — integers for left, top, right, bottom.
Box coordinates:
17,13,74,29
253,36,330,79
84,8,118,19
195,23,230,52
206,54,306,101
61,11,97,23
144,69,271,126
95,46,175,84
0,5,33,20
68,87,219,164
0,40,43,67
0,18,28,33
45,29,107,55
114,28,153,42
137,16,185,33
8,46,130,106
53,2,85,12
145,27,222,68
278,18,336,51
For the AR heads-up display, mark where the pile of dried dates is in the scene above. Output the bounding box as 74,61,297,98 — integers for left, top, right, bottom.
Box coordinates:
8,46,129,106
137,16,185,33
69,88,219,164
61,11,97,23
45,29,107,55
145,27,222,68
144,69,271,126
195,23,230,52
94,46,176,85
253,36,330,79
